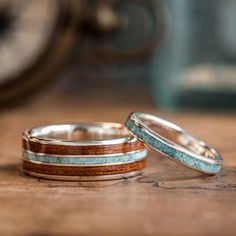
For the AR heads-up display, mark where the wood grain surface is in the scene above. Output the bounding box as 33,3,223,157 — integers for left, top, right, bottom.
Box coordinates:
23,138,144,155
0,89,235,236
23,159,146,176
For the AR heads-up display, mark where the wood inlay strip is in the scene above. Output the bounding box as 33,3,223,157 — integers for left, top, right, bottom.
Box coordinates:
23,159,146,176
23,139,145,155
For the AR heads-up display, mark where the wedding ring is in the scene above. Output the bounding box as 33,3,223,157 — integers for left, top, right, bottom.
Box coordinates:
22,122,147,180
125,112,223,174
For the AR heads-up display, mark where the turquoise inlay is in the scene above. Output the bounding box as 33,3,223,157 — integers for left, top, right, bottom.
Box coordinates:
23,149,147,165
125,118,221,173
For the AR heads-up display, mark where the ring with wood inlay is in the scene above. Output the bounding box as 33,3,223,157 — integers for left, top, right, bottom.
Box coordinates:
22,122,147,180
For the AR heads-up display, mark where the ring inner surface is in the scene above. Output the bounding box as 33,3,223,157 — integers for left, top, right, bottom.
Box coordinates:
138,115,218,160
29,124,130,141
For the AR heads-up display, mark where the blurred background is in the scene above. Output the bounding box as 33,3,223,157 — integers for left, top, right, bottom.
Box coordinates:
0,0,236,110
0,2,236,235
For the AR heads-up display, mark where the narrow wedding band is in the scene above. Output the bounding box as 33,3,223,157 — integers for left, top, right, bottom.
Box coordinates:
125,112,223,174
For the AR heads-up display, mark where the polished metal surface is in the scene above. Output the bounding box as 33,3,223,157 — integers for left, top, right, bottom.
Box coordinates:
23,148,146,158
23,169,143,181
23,122,138,146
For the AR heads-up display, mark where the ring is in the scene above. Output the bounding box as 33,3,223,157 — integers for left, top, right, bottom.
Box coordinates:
22,122,147,181
125,112,223,174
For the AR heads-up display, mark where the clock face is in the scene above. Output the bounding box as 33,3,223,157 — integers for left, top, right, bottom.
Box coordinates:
0,0,59,84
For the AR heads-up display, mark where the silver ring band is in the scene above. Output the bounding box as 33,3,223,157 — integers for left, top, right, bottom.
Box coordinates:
125,112,223,174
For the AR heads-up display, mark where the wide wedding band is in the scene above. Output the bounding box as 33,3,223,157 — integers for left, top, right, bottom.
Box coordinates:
125,112,223,174
22,122,147,180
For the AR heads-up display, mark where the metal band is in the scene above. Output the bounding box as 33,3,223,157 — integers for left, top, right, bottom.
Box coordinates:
125,112,223,174
23,170,143,181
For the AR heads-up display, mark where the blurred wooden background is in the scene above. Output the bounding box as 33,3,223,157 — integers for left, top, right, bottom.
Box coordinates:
0,90,235,235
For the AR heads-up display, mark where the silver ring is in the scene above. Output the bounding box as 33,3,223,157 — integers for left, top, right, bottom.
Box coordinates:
22,122,147,180
125,112,223,174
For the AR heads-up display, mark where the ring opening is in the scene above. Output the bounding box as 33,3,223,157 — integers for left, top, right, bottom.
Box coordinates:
27,123,131,142
136,113,218,160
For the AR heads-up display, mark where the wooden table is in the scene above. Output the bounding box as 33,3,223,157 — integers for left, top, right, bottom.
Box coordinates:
0,90,235,236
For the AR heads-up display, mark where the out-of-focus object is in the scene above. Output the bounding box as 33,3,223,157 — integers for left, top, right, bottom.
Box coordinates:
80,0,165,62
0,0,165,105
151,0,236,110
0,0,79,104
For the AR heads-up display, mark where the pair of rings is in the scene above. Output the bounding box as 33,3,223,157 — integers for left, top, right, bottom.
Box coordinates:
22,112,223,181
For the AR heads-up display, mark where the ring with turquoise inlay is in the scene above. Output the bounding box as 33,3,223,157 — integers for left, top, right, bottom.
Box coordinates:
22,122,147,180
125,112,223,174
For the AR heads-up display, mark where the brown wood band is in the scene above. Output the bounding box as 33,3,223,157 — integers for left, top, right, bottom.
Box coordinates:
23,159,146,176
22,139,145,155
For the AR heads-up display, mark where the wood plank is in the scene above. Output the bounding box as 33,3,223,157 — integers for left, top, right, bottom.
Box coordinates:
0,90,235,236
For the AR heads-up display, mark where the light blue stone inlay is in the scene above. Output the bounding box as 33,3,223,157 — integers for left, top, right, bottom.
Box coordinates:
23,149,147,165
125,118,221,173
